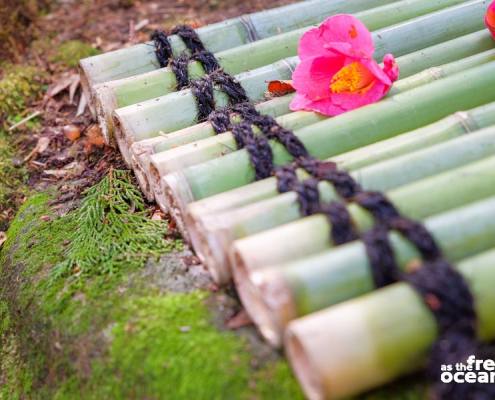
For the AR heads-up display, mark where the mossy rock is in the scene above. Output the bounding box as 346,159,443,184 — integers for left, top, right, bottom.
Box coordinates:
50,40,100,68
0,174,304,399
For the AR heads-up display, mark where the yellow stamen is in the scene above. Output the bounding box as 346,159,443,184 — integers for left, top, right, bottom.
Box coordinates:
330,62,374,94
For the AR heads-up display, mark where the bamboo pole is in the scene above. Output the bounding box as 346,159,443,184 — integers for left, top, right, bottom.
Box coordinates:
240,195,495,347
192,128,495,284
131,94,297,202
163,62,495,235
334,101,495,171
111,0,487,150
232,148,495,290
101,0,477,142
186,100,495,224
131,29,494,200
285,247,495,399
79,0,399,113
99,57,298,145
144,49,495,203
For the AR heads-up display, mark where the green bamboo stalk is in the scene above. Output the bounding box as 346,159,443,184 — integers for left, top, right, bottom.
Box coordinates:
144,49,495,203
285,247,495,400
243,195,495,346
232,147,495,285
131,94,297,203
186,100,495,225
111,0,487,148
335,101,495,170
134,28,494,156
79,0,399,97
131,29,494,199
162,61,495,228
200,137,495,284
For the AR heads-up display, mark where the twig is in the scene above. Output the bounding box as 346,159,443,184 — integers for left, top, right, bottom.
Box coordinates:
8,110,42,132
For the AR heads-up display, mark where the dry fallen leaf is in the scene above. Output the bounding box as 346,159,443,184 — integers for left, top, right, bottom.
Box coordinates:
0,232,7,247
86,124,105,146
63,124,81,141
267,80,295,96
47,73,80,98
69,75,81,104
151,209,165,220
76,92,88,116
226,309,253,329
44,161,85,178
23,136,51,163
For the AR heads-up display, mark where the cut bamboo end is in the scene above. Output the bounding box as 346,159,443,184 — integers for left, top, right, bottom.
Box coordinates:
148,163,169,212
95,84,118,145
284,330,326,400
234,265,296,347
161,172,194,243
284,303,386,400
129,142,156,202
78,63,96,117
185,213,233,284
112,113,134,166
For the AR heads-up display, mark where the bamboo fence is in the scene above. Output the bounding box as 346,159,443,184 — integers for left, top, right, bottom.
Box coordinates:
78,0,495,397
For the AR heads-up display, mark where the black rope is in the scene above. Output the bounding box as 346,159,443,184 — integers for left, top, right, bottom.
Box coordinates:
170,54,190,90
192,50,221,74
190,78,215,121
292,178,321,216
250,114,310,159
231,122,273,180
362,226,400,287
151,30,173,68
151,25,222,89
321,201,359,245
171,25,206,54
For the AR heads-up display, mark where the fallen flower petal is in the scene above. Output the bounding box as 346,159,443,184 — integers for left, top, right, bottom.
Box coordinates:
290,14,399,116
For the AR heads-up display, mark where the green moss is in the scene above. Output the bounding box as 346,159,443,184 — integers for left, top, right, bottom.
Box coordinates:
0,188,304,399
50,40,100,68
0,192,64,271
0,64,45,120
0,131,28,230
53,291,304,400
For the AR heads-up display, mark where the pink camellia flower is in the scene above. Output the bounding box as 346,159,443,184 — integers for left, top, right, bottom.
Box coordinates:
486,1,495,39
290,14,399,116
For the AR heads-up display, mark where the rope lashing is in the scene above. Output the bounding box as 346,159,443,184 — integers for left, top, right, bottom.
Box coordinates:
151,25,221,89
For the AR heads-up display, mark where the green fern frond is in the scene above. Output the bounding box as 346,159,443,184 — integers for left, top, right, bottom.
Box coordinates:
51,169,182,281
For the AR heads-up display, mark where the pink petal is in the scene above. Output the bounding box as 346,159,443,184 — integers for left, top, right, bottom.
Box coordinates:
289,92,314,111
359,58,392,86
290,94,346,115
298,14,374,60
292,55,345,100
486,1,495,38
382,54,400,82
298,27,335,60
